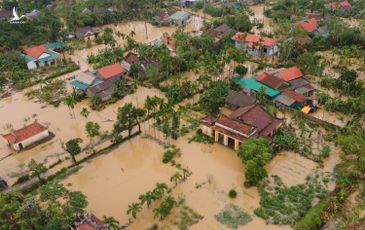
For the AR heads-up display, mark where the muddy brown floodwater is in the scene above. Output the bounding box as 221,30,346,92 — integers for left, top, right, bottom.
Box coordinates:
0,86,164,184
66,20,203,71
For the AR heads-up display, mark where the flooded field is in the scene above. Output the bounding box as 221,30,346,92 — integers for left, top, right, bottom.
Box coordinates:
62,122,340,229
0,86,164,184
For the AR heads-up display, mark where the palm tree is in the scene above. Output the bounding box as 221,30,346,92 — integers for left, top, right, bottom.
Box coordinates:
153,182,169,199
139,191,156,208
170,172,184,186
103,216,120,230
80,107,90,119
181,168,192,180
63,95,77,118
127,203,142,219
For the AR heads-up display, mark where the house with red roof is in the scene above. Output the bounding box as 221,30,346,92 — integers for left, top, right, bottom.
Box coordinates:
201,104,282,150
2,122,50,151
295,18,319,33
86,63,126,101
162,35,176,54
326,1,351,10
22,44,61,70
256,71,289,90
231,32,278,56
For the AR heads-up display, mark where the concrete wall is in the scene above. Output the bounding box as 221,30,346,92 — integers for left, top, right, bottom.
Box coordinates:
12,130,49,151
27,61,37,70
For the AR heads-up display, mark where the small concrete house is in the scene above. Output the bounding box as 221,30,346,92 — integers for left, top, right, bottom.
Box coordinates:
2,122,50,151
232,32,278,56
169,11,191,25
22,44,60,70
75,26,97,41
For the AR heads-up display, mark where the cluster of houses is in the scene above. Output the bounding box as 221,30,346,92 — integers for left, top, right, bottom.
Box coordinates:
238,66,315,111
154,10,192,25
71,63,126,101
232,32,278,56
201,91,283,150
326,0,352,11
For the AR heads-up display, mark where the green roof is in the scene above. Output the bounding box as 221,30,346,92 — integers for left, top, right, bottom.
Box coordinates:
169,11,190,20
239,77,281,98
38,50,60,63
45,42,66,49
71,80,88,90
22,54,36,62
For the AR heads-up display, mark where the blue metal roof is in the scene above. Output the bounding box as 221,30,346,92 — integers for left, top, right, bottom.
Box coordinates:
71,80,88,90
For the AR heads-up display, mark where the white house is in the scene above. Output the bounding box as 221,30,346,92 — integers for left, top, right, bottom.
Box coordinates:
231,32,278,56
2,122,50,151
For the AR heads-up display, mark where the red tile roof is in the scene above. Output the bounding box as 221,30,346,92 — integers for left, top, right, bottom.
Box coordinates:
231,32,276,47
24,45,47,59
295,18,318,32
256,71,285,89
162,36,176,52
327,1,351,9
98,63,126,80
339,0,351,8
283,90,308,103
2,123,47,144
277,66,304,82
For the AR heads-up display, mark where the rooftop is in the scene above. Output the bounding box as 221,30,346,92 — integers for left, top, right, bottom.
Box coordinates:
169,11,190,20
296,18,318,32
239,77,281,98
277,66,304,82
256,71,286,89
2,122,48,144
231,32,276,47
24,44,47,59
98,63,126,80
225,90,256,108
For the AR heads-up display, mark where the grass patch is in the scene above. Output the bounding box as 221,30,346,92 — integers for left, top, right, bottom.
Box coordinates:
172,205,203,230
188,129,214,144
295,198,328,230
254,175,328,227
215,204,252,229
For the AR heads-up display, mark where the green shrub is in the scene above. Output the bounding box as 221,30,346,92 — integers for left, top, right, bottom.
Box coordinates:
295,199,328,230
228,189,237,198
14,174,30,185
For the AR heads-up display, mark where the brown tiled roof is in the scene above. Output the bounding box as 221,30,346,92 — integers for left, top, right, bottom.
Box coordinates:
124,52,139,65
230,104,273,133
256,72,286,89
260,118,283,137
215,115,254,136
225,90,256,108
202,115,216,126
229,104,282,137
283,90,308,103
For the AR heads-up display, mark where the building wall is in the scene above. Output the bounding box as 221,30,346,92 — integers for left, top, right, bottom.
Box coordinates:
27,61,37,69
12,130,50,151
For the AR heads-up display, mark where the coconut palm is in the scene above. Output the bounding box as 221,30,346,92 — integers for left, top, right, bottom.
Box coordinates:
63,95,77,118
170,172,184,186
80,107,90,119
103,216,120,230
127,203,142,219
153,182,168,199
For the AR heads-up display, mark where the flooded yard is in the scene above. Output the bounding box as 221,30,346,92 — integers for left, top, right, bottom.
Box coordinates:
0,86,164,184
